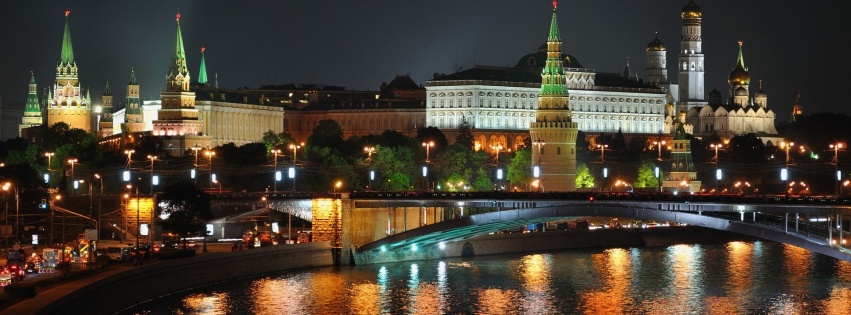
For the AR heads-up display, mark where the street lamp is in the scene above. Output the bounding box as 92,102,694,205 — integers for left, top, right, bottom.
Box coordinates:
289,142,303,163
44,152,55,171
653,140,667,161
271,149,282,192
711,143,723,192
147,155,158,194
2,182,19,244
205,150,216,189
422,141,434,163
780,141,794,196
364,146,375,190
596,144,609,163
334,180,342,194
533,139,545,179
124,149,135,169
830,143,844,195
491,143,504,166
94,173,104,194
67,158,78,194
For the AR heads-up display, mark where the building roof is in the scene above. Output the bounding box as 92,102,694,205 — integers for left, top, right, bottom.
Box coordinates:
60,11,74,65
385,75,422,90
514,46,584,69
594,72,658,89
429,66,541,84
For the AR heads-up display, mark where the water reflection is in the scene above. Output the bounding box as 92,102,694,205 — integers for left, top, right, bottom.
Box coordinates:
127,242,851,315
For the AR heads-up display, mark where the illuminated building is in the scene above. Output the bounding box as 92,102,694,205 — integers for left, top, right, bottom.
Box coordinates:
19,72,42,136
47,10,92,133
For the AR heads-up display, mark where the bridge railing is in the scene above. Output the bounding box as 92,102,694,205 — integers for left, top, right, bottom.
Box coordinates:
350,191,851,205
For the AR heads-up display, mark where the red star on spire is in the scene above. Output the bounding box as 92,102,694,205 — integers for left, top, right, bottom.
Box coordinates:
738,40,743,47
176,12,181,22
201,46,206,53
65,10,70,17
553,0,557,9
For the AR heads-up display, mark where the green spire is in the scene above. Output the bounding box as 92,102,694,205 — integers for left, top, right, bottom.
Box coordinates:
129,67,137,85
25,72,40,114
60,10,75,65
736,41,746,71
198,47,208,84
539,1,569,96
169,13,189,78
103,80,112,96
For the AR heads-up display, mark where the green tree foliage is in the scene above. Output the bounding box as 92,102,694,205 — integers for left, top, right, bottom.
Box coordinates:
261,130,294,152
728,133,767,162
471,167,493,191
507,147,532,187
305,146,359,192
416,127,449,155
372,145,416,191
575,163,595,189
633,159,659,188
158,181,213,248
455,117,474,150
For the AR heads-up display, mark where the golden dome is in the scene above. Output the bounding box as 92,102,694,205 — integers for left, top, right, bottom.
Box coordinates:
728,41,750,85
681,0,702,19
646,34,666,51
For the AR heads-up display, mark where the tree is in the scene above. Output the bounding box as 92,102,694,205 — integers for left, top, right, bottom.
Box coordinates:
455,116,474,150
308,119,344,149
575,163,595,189
471,167,493,191
507,148,532,187
261,130,294,152
158,181,213,249
634,159,659,188
372,145,416,191
416,127,449,154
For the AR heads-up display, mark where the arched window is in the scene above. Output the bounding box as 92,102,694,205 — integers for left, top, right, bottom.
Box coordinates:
557,147,562,155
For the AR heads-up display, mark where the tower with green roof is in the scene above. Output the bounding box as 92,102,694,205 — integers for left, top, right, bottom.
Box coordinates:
152,13,210,155
47,10,91,132
663,124,700,193
123,68,146,133
528,0,579,191
99,81,114,137
19,72,44,136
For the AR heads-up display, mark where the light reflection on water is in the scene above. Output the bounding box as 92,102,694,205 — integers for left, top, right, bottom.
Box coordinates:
124,241,851,315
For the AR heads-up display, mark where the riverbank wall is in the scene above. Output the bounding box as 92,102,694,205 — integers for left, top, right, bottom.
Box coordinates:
30,242,333,315
355,226,753,265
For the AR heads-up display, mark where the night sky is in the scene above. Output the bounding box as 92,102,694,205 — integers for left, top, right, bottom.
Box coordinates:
1,1,849,139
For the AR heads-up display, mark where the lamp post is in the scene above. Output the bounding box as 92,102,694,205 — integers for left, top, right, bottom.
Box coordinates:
781,141,794,196
533,139,545,181
94,173,103,194
422,141,434,163
44,152,54,170
830,143,844,196
711,143,723,192
334,180,342,194
126,181,140,250
364,146,375,190
147,155,158,194
596,144,609,191
653,140,667,161
289,143,303,163
205,150,216,190
124,149,135,169
67,158,78,194
2,183,19,244
271,149,282,192
491,143,504,166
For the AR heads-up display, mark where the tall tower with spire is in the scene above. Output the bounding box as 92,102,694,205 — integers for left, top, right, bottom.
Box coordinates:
529,0,579,192
122,68,145,134
48,10,91,132
99,81,113,137
152,13,209,155
198,47,208,86
678,0,706,111
19,72,43,136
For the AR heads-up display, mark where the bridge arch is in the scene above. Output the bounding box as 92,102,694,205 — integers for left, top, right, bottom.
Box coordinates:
354,202,851,264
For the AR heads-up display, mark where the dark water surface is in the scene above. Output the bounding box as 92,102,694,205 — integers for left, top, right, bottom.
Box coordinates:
122,241,851,314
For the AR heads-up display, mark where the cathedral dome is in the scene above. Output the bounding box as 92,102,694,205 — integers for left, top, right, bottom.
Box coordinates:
734,86,748,97
728,64,750,86
754,89,767,98
681,0,702,19
646,34,666,51
708,88,723,105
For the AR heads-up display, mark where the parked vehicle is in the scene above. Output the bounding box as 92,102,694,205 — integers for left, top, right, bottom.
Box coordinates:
105,245,132,263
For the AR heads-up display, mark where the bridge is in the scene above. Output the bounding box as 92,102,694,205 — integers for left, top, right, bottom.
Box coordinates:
210,192,851,265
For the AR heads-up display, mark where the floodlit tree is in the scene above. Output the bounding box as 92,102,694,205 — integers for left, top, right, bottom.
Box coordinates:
455,117,474,151
575,163,595,189
507,147,532,188
633,159,658,188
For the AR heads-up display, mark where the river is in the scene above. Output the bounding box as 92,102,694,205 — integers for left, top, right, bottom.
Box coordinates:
122,241,851,314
